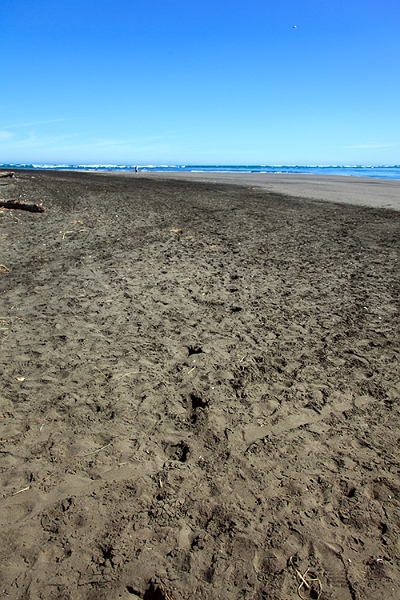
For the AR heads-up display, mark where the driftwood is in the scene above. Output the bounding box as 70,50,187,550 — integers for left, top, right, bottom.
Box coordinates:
0,199,45,212
0,172,15,178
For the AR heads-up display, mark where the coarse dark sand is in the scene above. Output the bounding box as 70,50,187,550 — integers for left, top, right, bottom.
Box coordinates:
1,170,399,599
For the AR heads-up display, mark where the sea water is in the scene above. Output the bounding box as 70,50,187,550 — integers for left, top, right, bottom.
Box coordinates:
1,164,400,180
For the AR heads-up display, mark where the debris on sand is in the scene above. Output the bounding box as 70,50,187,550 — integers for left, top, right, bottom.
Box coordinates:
0,199,45,212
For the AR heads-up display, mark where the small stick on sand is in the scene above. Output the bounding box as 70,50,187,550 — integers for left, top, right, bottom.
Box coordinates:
62,229,88,239
12,486,30,496
298,570,322,600
81,441,113,457
289,556,322,600
115,370,140,380
94,366,110,380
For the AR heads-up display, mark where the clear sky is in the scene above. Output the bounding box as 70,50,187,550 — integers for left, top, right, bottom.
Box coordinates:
1,0,399,165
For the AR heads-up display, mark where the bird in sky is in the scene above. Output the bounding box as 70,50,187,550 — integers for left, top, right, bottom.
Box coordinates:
293,25,298,29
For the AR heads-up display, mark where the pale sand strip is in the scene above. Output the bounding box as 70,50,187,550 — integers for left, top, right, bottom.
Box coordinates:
139,172,400,211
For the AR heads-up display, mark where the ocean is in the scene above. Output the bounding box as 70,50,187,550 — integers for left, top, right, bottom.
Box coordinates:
1,164,400,180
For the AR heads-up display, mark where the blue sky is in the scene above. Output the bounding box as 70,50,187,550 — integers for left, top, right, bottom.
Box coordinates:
1,0,399,165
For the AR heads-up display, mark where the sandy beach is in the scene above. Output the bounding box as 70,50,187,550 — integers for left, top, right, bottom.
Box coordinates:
1,169,399,599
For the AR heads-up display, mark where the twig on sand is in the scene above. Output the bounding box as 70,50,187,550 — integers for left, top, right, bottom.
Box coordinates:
81,442,113,457
94,366,110,380
114,370,140,380
12,486,30,496
289,556,322,600
0,264,10,273
62,229,87,239
187,366,196,375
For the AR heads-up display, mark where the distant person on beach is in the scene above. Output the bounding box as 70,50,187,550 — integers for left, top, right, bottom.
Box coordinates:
135,166,139,173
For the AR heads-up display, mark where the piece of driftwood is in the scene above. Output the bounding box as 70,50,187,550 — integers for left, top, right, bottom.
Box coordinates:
0,172,15,178
0,199,45,212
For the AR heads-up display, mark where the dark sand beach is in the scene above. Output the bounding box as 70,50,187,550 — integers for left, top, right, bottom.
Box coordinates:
1,170,399,599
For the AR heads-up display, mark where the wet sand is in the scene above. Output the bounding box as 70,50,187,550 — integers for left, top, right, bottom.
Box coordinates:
138,172,400,211
1,170,399,599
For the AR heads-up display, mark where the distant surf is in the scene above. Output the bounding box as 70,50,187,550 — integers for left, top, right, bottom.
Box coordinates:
1,164,400,180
